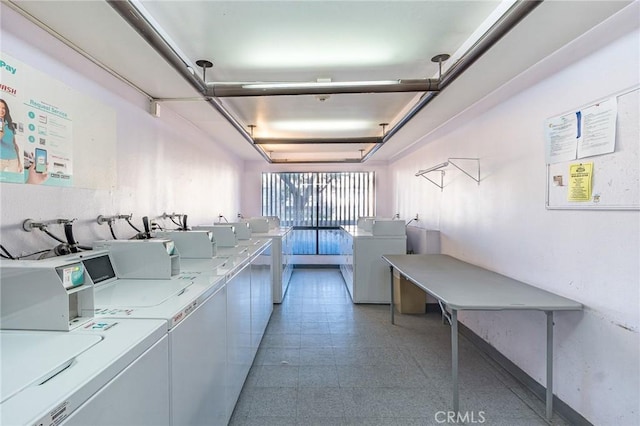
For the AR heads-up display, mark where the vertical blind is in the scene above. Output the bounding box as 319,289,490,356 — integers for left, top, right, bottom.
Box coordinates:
261,172,375,227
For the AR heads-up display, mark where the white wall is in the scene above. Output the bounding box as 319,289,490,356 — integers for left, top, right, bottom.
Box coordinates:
389,5,639,425
0,7,244,255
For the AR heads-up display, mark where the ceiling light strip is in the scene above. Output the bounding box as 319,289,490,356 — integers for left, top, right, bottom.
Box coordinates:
254,137,383,145
270,159,363,164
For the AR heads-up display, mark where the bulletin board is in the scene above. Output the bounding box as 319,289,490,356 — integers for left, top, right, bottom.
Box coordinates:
546,87,639,210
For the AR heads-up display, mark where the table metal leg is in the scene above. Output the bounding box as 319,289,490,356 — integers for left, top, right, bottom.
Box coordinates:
390,266,395,325
546,311,554,420
451,309,459,414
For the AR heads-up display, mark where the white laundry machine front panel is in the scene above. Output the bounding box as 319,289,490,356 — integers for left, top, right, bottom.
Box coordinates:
225,262,252,421
169,284,227,426
0,319,167,426
61,335,170,426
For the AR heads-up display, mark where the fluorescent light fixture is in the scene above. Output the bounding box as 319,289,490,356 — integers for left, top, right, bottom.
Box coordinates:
242,80,399,90
271,120,372,132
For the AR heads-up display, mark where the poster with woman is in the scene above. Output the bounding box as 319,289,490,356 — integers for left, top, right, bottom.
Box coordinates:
0,53,73,186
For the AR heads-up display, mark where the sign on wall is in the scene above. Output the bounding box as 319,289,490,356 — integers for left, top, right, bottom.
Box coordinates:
0,52,74,186
545,87,639,210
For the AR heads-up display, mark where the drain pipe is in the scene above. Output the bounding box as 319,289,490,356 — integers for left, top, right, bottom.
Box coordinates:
105,0,271,162
362,0,543,162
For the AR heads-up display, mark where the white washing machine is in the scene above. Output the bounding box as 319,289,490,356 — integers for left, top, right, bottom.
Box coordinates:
1,319,169,426
0,255,170,426
142,232,274,425
87,242,227,426
158,231,273,424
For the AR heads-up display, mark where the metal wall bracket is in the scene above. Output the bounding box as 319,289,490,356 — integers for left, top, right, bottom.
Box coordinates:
415,157,480,191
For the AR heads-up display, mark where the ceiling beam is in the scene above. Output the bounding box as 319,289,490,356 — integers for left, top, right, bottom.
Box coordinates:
207,79,439,97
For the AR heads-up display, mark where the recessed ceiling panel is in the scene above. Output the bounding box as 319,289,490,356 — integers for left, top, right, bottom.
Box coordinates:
139,1,500,79
9,0,634,163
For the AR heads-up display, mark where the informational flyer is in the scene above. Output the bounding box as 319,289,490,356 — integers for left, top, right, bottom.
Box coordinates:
568,162,593,202
0,52,73,186
545,112,579,164
577,98,617,159
545,97,617,165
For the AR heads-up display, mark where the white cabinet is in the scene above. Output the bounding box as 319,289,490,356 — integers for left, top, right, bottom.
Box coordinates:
224,239,274,423
250,243,273,357
340,224,407,303
225,260,252,422
252,227,293,303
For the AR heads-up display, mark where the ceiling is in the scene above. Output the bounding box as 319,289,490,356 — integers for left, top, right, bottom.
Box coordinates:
7,0,632,163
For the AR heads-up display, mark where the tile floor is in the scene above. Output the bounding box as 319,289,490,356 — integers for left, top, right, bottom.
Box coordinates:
229,268,569,425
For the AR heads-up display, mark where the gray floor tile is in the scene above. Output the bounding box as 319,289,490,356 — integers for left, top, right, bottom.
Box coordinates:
254,364,300,387
240,415,298,425
343,417,441,426
296,416,346,425
301,321,332,334
299,346,336,365
254,347,301,366
260,333,302,348
337,364,429,388
301,332,334,348
341,387,447,418
246,387,298,417
296,387,346,417
299,365,340,387
230,269,570,426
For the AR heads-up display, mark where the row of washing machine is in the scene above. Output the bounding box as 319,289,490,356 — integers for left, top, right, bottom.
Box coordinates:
1,225,273,426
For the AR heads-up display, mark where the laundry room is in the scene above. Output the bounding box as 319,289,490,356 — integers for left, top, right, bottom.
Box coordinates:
1,1,638,426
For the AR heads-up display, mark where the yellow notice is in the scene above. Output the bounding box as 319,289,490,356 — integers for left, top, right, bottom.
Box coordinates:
568,162,593,202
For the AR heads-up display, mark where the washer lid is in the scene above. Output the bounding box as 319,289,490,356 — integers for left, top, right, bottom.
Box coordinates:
1,332,102,404
94,276,194,308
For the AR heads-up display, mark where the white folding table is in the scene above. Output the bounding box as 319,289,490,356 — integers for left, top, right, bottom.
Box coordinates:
382,254,583,420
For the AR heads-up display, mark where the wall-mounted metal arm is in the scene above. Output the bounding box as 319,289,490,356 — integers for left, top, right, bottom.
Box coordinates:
23,218,76,232
448,158,480,185
415,158,480,191
97,214,133,225
415,162,449,176
162,212,184,220
416,169,445,191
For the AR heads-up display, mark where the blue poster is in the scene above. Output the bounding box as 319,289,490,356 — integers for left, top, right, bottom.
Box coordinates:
0,53,73,186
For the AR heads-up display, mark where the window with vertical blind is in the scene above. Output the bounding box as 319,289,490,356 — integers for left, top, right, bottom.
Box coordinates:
262,172,375,255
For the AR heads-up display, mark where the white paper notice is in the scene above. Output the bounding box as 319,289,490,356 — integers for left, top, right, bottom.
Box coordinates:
577,97,617,159
545,112,578,164
545,96,619,165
